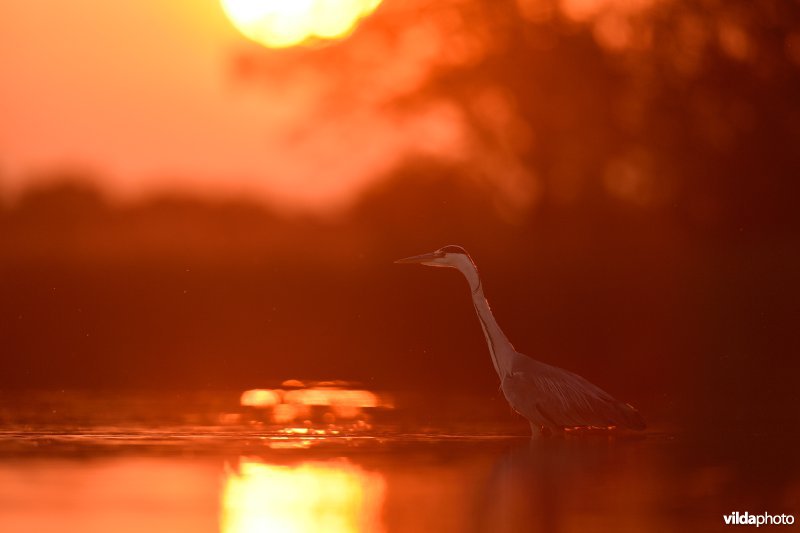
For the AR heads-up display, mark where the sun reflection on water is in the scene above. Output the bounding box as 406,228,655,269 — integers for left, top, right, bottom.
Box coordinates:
221,458,386,533
239,380,393,432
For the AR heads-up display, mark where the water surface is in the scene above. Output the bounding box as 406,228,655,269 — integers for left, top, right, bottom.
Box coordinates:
0,390,795,532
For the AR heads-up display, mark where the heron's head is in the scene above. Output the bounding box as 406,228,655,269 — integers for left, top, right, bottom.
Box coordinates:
394,245,473,269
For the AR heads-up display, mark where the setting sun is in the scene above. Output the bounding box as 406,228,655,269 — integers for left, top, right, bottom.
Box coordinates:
220,0,383,48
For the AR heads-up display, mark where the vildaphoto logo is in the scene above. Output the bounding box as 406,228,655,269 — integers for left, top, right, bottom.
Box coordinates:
723,512,795,527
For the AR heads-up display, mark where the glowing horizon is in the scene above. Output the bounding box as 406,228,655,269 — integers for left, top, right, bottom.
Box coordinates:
0,0,465,212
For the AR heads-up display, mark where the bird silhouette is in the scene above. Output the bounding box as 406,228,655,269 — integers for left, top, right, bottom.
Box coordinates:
396,245,645,436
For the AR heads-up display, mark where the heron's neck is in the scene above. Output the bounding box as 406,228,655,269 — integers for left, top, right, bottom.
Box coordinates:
455,260,515,378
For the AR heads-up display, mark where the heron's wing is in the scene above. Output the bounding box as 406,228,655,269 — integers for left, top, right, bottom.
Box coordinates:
504,358,646,430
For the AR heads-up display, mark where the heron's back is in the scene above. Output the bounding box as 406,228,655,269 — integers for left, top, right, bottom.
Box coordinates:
501,352,646,431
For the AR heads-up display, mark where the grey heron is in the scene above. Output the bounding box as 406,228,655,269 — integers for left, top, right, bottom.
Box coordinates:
396,245,646,436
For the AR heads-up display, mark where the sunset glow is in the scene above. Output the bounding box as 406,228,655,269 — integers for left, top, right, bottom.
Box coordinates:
240,389,281,407
0,0,469,211
220,0,383,48
221,458,386,533
239,382,391,425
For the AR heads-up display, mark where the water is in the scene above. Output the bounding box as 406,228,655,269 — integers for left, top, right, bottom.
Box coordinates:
0,390,796,532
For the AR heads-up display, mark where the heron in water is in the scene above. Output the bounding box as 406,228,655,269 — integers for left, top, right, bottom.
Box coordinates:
396,245,645,436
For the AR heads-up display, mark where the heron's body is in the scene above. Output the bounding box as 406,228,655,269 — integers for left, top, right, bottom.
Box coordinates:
397,245,645,436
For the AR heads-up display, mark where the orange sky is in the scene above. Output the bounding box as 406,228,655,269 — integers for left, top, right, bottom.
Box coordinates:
0,0,466,211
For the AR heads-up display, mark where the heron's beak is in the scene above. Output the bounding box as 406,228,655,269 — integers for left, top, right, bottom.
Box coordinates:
394,252,439,264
